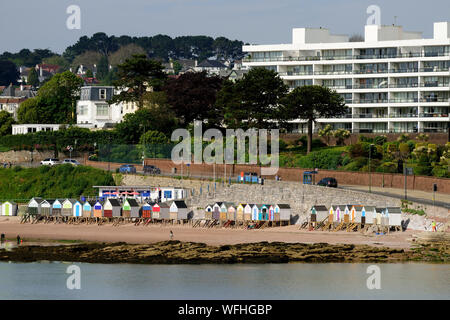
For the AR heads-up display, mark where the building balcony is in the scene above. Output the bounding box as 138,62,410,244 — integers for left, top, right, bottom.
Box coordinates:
419,67,450,73
420,82,450,88
389,113,418,118
353,69,388,75
353,99,389,104
279,71,313,76
353,84,388,89
352,113,388,119
420,97,450,103
389,69,419,73
419,113,449,118
389,98,419,103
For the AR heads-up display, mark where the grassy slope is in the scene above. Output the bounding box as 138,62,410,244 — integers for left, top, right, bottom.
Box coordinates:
0,165,115,201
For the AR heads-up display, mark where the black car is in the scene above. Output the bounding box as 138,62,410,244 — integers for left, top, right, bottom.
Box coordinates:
317,177,338,188
143,165,161,175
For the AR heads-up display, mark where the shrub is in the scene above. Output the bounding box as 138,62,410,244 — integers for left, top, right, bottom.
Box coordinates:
374,135,387,145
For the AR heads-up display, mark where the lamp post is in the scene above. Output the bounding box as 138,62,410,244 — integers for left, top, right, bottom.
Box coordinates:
369,144,374,193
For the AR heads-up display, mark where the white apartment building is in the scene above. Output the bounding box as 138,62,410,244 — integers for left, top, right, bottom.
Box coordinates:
242,22,450,134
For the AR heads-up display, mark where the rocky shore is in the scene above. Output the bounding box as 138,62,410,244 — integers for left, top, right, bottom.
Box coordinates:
0,240,448,264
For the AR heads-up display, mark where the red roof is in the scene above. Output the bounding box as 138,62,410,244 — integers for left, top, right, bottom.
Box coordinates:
0,97,26,103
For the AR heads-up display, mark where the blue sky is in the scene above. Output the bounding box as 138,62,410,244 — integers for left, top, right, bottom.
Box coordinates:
1,0,449,53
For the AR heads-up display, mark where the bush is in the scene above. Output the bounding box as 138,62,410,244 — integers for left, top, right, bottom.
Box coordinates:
295,149,344,170
374,135,387,145
341,157,367,171
376,162,398,173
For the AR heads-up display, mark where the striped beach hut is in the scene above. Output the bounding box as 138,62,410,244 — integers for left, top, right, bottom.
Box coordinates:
251,204,260,221
205,204,213,220
273,205,280,221
93,200,104,218
141,202,152,218
73,200,83,217
40,200,54,216
62,199,77,216
52,199,62,216
104,199,122,217
169,201,189,220
227,204,236,221
150,202,160,219
236,204,245,221
83,201,93,217
259,205,269,221
328,206,334,223
1,201,17,216
28,197,44,215
268,205,275,221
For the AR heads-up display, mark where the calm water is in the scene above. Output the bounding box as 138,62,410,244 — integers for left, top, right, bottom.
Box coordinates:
0,262,448,300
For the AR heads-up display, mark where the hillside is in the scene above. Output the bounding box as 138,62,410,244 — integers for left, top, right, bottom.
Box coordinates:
0,165,114,201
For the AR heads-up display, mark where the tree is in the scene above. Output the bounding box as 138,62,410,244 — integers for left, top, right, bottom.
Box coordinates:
333,128,351,146
42,55,70,71
71,51,102,73
282,85,346,153
0,110,15,136
164,71,223,127
216,68,288,129
109,44,146,66
96,56,109,80
318,124,333,146
0,60,19,85
110,54,167,108
85,69,94,78
17,98,39,123
27,67,39,87
140,130,169,145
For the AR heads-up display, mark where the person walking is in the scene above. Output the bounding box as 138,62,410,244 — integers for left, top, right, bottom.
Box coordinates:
432,221,437,232
1,233,5,243
169,230,174,240
17,235,21,245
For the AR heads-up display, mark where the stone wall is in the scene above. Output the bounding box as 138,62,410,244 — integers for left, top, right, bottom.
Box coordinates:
0,150,55,164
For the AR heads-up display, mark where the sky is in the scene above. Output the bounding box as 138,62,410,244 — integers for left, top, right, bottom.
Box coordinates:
1,0,450,54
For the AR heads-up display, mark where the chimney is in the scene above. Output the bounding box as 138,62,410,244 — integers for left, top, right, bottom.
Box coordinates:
20,84,23,91
40,67,43,77
195,60,198,67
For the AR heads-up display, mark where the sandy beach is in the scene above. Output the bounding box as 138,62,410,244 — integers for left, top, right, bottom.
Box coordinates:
0,217,418,249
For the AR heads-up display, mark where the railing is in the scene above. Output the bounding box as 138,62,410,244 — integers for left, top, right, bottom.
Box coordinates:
353,69,388,74
389,98,419,103
314,71,353,75
389,113,418,118
389,83,419,88
420,67,450,73
244,52,450,63
279,71,313,76
419,113,449,118
420,98,450,103
323,85,353,90
353,84,388,89
389,68,419,73
420,82,450,88
352,114,388,119
353,99,388,104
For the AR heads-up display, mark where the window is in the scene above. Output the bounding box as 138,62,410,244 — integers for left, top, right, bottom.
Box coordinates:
99,89,107,100
78,105,88,116
96,104,109,117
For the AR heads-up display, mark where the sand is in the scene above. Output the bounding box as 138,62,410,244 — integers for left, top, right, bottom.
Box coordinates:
0,217,419,249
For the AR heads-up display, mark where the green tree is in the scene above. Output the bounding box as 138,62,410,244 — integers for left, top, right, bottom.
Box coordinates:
216,68,288,129
318,124,333,146
282,85,347,153
0,60,19,85
27,67,39,87
0,110,15,136
333,128,351,146
96,56,109,80
85,69,94,78
110,54,167,108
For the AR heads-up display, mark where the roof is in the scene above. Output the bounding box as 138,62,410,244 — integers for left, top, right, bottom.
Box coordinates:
108,199,121,207
386,207,402,214
173,200,187,208
1,84,15,97
126,198,139,207
277,204,291,209
312,205,328,212
197,59,227,68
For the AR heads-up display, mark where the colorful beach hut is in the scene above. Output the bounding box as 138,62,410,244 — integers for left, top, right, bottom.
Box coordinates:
259,205,269,221
375,208,384,225
268,205,275,221
150,203,160,219
93,200,104,218
1,201,17,216
205,204,213,220
104,199,122,217
73,200,83,217
169,201,189,220
212,202,222,220
141,202,152,218
219,203,229,221
227,204,236,221
251,204,260,221
273,205,280,221
354,206,366,224
62,199,77,216
83,201,93,217
123,198,140,218
236,204,245,221
328,206,334,223
28,197,44,215
363,206,376,225
311,205,328,223
244,204,252,221
51,199,62,216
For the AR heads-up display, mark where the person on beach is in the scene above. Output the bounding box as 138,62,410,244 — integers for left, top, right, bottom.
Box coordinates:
170,230,173,240
17,235,21,245
432,221,436,232
1,233,5,243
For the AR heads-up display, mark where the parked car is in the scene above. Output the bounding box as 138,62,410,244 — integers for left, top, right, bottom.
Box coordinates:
143,165,161,175
119,164,137,174
317,177,338,188
40,158,60,166
62,159,81,166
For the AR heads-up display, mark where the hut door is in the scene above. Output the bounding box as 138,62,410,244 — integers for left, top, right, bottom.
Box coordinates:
5,204,9,216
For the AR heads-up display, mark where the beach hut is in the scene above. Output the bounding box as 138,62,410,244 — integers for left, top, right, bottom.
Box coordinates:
268,205,275,221
93,200,104,218
51,199,62,216
236,204,245,221
343,205,352,223
259,205,269,221
28,197,44,215
244,204,253,221
219,203,229,221
328,206,334,223
83,201,93,217
73,201,83,217
251,204,260,221
311,205,328,223
104,199,122,217
276,204,291,222
386,207,402,228
40,200,54,216
274,205,280,221
227,204,236,221
363,206,375,225
212,202,222,220
375,208,384,225
159,202,170,219
354,206,366,224
0,203,2,216
124,198,140,218
205,204,213,220
1,201,17,216
150,202,160,219
169,201,188,220
62,199,77,216
141,202,152,218
332,205,347,222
